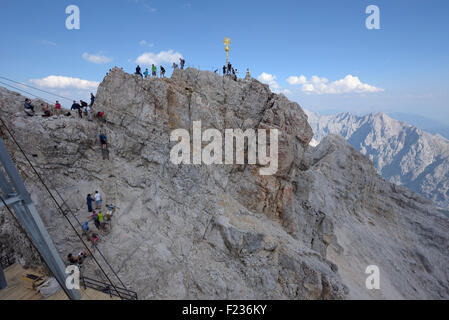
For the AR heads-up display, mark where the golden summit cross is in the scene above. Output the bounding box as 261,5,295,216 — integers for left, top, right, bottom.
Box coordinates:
223,37,231,64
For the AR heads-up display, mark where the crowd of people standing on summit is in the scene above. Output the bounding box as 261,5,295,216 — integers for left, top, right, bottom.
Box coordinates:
23,54,251,119
135,58,186,79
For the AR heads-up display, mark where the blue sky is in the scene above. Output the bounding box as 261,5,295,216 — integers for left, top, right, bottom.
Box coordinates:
1,0,448,123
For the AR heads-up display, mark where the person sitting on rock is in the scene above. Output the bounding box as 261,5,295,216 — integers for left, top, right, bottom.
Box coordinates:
67,253,78,265
105,204,116,220
42,105,52,117
95,111,105,122
24,99,35,116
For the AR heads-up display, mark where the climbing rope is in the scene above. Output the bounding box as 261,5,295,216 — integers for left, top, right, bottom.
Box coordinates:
0,80,55,105
0,75,74,102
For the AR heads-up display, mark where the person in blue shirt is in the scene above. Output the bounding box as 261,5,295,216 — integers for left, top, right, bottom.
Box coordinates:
99,133,107,150
90,93,95,107
24,99,35,116
82,221,89,236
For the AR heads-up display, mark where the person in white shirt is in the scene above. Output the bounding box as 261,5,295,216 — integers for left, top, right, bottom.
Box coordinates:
94,191,102,209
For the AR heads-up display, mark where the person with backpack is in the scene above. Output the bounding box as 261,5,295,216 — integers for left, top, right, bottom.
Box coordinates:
67,254,78,265
151,64,157,77
99,134,107,150
42,105,52,117
180,58,185,70
80,100,88,114
160,66,166,78
71,101,82,118
24,99,35,116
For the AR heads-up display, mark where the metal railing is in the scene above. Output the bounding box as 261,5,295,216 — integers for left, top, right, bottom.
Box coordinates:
81,276,138,300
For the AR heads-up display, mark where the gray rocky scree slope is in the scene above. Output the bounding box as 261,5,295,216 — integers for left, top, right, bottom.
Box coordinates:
0,68,448,299
306,110,449,209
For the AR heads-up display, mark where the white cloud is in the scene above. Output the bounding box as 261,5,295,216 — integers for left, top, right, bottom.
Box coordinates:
286,75,307,85
257,72,290,95
82,52,113,64
287,74,383,94
29,76,99,90
139,40,154,48
136,50,183,66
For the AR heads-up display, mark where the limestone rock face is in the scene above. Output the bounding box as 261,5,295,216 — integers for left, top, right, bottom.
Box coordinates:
0,69,448,299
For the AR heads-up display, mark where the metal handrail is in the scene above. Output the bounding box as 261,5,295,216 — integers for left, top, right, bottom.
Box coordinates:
81,276,138,300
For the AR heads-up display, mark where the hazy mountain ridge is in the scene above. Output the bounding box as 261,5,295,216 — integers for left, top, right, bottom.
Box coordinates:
306,110,449,208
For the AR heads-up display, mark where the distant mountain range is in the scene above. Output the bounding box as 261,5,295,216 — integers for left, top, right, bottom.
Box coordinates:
387,112,449,140
306,110,449,208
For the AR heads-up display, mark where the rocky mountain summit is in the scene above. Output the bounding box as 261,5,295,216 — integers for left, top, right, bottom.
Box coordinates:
0,68,448,299
306,111,449,209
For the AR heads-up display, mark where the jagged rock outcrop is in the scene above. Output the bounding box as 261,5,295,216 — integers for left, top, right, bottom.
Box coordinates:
306,110,449,209
0,69,448,299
